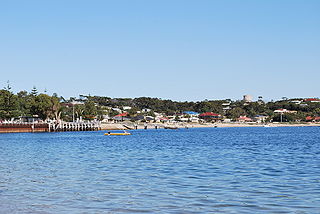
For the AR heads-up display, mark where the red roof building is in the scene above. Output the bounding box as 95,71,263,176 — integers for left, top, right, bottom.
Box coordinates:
159,117,169,121
306,116,313,121
199,112,221,117
304,98,320,102
115,112,128,117
314,117,320,121
237,116,252,122
199,112,222,121
305,116,320,122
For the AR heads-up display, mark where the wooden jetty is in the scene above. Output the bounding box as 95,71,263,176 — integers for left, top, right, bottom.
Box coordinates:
50,121,100,132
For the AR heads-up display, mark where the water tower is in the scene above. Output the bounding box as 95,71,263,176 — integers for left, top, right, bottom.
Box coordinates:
243,94,253,102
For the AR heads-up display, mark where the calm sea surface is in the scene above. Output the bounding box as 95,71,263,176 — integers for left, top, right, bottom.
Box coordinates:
0,127,320,213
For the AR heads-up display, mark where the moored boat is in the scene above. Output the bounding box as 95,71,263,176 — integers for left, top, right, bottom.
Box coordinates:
104,131,131,136
164,126,178,129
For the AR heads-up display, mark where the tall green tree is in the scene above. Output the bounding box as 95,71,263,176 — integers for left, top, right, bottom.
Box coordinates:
0,90,19,119
51,95,63,120
226,107,246,120
33,94,53,120
0,83,19,119
83,100,97,119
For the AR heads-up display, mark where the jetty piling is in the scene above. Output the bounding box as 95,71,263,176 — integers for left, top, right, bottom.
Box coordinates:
52,121,100,132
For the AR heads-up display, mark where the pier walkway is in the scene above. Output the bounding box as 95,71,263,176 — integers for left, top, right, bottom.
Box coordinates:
50,121,101,132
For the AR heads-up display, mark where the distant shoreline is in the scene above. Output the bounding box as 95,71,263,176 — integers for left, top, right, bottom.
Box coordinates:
100,122,320,130
215,123,320,128
1,122,319,134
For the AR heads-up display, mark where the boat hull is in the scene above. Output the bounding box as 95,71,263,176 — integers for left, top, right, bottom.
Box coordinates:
104,133,131,136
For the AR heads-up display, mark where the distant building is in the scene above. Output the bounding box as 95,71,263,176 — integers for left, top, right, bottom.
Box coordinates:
199,112,222,121
14,116,42,123
306,116,320,122
237,116,252,123
304,98,320,103
223,106,231,111
306,116,313,121
112,108,122,112
123,106,132,110
222,102,231,106
222,102,231,111
114,112,128,117
274,109,297,114
253,115,268,123
142,108,151,113
159,117,169,122
101,115,111,123
300,104,308,107
183,111,199,116
223,118,232,123
243,95,253,102
290,100,303,104
112,112,130,122
62,101,85,108
71,101,85,105
132,115,145,121
145,116,155,121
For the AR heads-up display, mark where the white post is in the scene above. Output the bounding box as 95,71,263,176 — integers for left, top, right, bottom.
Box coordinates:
72,104,75,123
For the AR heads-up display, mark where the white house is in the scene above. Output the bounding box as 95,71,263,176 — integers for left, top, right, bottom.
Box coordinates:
123,106,132,110
274,109,297,114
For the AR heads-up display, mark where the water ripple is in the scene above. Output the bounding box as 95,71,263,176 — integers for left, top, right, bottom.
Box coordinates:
0,127,320,213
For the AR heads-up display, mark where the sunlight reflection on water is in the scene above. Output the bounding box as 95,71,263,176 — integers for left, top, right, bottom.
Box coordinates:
0,127,320,213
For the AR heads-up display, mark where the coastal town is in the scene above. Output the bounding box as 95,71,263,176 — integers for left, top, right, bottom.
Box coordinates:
1,1,319,213
1,85,320,132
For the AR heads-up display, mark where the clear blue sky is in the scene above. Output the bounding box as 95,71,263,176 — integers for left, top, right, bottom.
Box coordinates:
0,0,319,101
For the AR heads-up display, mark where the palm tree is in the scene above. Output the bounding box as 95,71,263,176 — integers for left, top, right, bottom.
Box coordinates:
51,96,62,121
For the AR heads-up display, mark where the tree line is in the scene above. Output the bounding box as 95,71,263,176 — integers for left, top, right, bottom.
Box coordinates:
0,85,103,121
1,84,320,122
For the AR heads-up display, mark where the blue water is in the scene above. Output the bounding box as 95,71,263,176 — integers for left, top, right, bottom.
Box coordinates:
0,127,320,213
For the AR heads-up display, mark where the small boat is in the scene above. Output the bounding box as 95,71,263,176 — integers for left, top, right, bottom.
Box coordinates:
164,126,178,129
104,131,131,136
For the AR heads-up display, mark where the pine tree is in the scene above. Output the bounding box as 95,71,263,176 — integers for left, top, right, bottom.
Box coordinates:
31,86,38,96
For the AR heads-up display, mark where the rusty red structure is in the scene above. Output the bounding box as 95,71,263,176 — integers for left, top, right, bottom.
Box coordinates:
0,123,49,133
